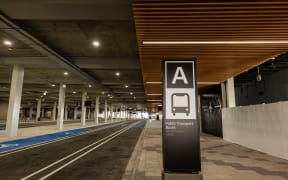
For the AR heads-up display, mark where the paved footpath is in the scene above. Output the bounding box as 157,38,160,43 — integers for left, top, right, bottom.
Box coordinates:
123,120,288,180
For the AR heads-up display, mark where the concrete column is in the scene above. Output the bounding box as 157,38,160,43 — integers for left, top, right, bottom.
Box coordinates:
52,102,57,121
81,92,87,126
104,100,108,122
221,82,227,108
227,77,236,108
110,105,113,121
64,106,68,121
29,107,33,120
94,96,100,124
57,83,66,130
74,107,78,120
36,98,41,121
5,65,24,137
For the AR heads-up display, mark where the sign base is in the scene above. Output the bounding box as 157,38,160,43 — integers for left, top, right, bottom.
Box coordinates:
162,172,203,180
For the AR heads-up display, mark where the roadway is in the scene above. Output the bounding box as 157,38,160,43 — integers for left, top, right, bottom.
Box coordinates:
0,120,145,180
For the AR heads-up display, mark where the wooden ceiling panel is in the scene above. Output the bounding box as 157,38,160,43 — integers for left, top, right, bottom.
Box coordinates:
132,0,288,112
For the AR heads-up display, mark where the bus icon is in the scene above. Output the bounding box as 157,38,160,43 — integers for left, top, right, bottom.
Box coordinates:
171,93,190,116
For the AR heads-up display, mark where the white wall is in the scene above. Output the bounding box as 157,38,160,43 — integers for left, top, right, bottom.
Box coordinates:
222,101,288,160
0,101,8,120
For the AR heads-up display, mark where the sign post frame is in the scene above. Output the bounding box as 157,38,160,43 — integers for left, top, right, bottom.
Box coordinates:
162,58,202,180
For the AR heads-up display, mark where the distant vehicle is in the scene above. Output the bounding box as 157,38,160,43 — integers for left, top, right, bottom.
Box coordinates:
171,93,190,116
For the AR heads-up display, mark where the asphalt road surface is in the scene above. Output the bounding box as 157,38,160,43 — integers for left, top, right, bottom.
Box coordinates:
0,120,145,180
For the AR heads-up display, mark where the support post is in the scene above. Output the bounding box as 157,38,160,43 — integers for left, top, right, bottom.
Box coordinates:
81,92,87,126
5,65,24,137
94,96,100,125
221,82,227,108
74,107,78,120
57,83,66,130
104,100,108,122
36,98,41,121
52,102,57,121
64,106,68,121
227,77,236,108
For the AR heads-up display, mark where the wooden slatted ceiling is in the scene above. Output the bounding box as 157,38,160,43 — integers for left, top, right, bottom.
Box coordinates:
132,0,288,112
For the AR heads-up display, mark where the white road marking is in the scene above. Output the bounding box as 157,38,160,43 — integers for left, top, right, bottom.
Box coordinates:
21,121,140,180
0,121,125,157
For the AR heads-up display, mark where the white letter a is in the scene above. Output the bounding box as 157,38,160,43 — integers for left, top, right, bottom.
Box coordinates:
172,67,188,84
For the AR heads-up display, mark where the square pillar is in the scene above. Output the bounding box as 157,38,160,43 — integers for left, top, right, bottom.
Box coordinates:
57,83,66,130
36,98,41,121
94,96,100,124
5,65,24,137
81,92,87,126
74,107,78,120
227,77,236,108
52,102,57,121
104,100,108,122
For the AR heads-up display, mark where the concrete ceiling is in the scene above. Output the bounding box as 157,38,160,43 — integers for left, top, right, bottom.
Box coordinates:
0,0,146,110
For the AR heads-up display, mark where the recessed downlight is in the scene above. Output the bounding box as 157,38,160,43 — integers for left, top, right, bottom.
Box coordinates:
51,84,56,87
115,72,120,76
124,85,129,88
130,92,133,95
102,91,105,94
63,72,69,76
3,40,12,46
63,84,66,88
73,91,77,94
88,84,92,88
92,41,100,47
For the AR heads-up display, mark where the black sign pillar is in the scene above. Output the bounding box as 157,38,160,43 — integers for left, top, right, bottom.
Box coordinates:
162,59,202,180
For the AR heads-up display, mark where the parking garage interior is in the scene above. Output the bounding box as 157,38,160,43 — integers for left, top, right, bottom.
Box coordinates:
0,1,288,180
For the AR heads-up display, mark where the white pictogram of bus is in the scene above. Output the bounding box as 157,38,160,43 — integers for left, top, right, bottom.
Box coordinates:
171,93,190,116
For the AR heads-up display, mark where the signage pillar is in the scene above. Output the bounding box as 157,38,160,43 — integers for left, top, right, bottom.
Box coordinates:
162,59,202,180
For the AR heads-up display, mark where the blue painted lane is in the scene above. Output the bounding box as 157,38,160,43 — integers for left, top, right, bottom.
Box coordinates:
0,127,5,131
0,129,88,153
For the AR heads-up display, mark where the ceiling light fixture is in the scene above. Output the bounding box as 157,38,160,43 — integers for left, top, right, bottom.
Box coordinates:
147,94,162,96
51,84,56,87
88,84,92,88
134,96,136,99
124,85,129,88
130,92,133,95
102,91,105,94
73,91,77,94
256,67,262,82
115,72,120,76
147,100,162,102
3,40,12,46
92,41,100,47
63,72,69,76
63,84,66,88
43,91,48,96
142,40,288,45
146,81,162,84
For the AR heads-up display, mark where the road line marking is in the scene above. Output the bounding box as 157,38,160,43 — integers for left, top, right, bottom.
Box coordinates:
20,121,140,180
39,121,140,180
0,121,126,157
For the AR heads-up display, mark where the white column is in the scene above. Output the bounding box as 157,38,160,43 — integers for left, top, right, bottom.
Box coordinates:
57,83,66,130
52,102,57,121
41,108,45,118
110,105,113,121
5,65,24,137
227,77,236,108
64,105,68,121
81,92,87,126
104,100,108,122
94,96,100,124
221,82,227,108
36,98,41,121
29,107,33,120
74,107,78,120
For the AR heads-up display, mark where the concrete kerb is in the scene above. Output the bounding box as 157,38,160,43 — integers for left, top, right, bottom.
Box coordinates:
122,120,147,180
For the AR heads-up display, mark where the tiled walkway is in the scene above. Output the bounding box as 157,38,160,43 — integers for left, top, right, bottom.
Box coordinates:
125,120,288,180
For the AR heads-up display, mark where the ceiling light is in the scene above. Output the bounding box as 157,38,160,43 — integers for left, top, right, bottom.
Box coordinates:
107,94,111,97
110,96,113,99
92,41,100,47
51,84,56,87
63,84,66,88
115,72,120,76
88,84,92,88
157,104,163,106
64,72,69,76
142,40,288,45
146,82,162,84
102,91,105,94
147,94,162,96
197,82,219,85
73,91,77,94
134,96,136,99
147,100,162,102
130,92,133,95
43,91,48,96
124,85,129,88
3,40,12,46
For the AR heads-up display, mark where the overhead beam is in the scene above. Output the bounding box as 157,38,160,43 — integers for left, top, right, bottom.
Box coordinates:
0,13,112,93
